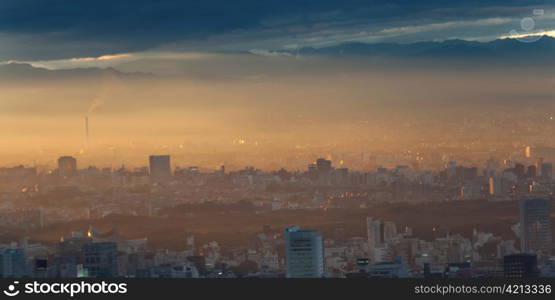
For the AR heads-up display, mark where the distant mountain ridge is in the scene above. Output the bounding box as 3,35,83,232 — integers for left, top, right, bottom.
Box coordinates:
1,36,554,79
297,36,555,63
0,62,153,80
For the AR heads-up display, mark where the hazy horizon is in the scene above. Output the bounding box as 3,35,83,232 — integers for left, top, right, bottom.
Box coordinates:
1,1,555,170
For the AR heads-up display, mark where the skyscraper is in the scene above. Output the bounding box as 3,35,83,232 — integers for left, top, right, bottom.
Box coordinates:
513,163,525,179
0,248,27,278
57,156,77,173
527,165,537,179
315,158,333,185
316,158,332,172
523,146,531,158
284,226,324,278
83,242,118,278
367,217,383,262
519,198,552,254
149,155,171,180
541,163,552,181
504,254,539,278
383,221,398,243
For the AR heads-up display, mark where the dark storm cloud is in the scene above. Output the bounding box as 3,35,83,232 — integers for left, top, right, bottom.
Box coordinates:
0,0,550,60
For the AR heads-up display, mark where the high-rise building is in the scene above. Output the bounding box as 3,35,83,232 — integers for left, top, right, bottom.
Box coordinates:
541,163,552,181
312,158,333,185
307,163,318,180
504,254,539,278
83,242,118,278
57,156,77,173
0,248,27,278
383,221,398,242
527,165,537,179
524,146,532,158
316,158,332,172
149,155,171,180
519,198,552,254
366,217,383,262
284,226,324,278
51,254,79,278
513,163,526,179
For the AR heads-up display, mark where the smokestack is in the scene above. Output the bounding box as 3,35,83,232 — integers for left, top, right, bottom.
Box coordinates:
85,116,90,150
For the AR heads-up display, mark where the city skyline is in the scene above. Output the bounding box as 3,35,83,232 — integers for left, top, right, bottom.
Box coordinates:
1,0,555,284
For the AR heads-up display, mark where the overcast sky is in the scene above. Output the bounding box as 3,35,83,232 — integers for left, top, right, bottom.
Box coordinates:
0,0,554,63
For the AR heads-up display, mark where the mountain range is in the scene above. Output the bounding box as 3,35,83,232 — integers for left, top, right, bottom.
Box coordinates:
298,36,555,58
1,36,554,79
0,62,152,80
297,36,555,64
